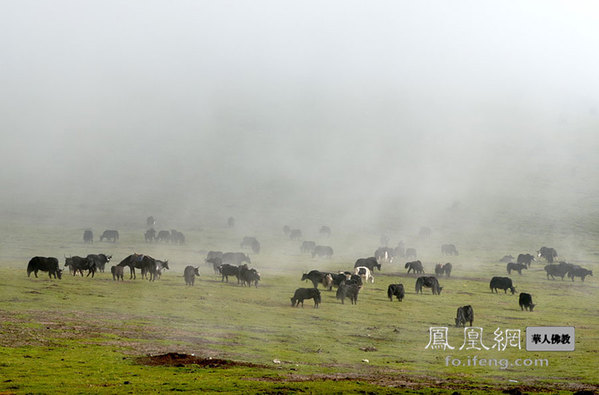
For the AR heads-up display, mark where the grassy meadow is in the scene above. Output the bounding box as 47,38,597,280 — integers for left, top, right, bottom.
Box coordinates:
0,212,598,394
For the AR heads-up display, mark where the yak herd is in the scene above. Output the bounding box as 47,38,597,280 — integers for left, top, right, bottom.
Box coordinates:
293,242,591,314
291,238,592,333
26,222,594,328
289,242,592,336
27,253,169,281
83,228,186,245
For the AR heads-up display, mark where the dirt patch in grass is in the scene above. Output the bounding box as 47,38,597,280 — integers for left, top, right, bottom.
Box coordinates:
248,372,599,393
136,352,265,368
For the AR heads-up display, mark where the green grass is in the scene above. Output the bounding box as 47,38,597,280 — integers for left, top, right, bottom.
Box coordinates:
0,218,598,394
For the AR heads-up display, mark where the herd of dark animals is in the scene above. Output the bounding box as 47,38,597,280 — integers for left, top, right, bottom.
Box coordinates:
289,238,591,317
26,252,168,282
28,218,594,325
84,228,186,245
144,228,185,244
24,222,597,393
434,262,452,277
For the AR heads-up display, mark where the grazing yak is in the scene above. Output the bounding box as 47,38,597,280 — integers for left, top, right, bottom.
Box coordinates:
455,305,474,327
83,230,93,244
86,254,111,273
289,229,302,240
441,244,459,256
507,262,527,275
354,257,381,272
111,265,124,281
100,230,119,242
434,263,452,277
319,226,331,236
354,266,374,284
116,254,158,281
517,253,535,267
331,272,353,288
336,283,360,304
405,260,424,274
312,245,333,258
144,228,156,242
443,262,453,277
544,263,569,280
301,270,333,290
415,276,442,295
300,241,316,254
239,264,261,287
65,256,97,277
567,266,593,282
344,274,363,288
156,230,171,243
218,264,240,283
321,273,333,290
519,293,535,311
207,257,223,274
490,277,516,294
170,230,185,245
537,246,558,263
27,257,62,279
387,284,405,302
291,288,321,308
374,247,395,264
184,266,200,286
206,251,223,273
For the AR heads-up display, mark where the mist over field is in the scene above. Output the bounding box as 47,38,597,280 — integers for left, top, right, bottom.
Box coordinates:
1,1,599,243
2,4,599,393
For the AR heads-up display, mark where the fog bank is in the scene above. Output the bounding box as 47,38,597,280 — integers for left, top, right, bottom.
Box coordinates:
1,1,598,236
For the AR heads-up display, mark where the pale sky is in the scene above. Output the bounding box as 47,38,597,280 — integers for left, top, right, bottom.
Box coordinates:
1,1,598,226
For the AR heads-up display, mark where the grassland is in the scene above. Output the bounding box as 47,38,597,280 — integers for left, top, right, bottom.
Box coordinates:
0,216,598,394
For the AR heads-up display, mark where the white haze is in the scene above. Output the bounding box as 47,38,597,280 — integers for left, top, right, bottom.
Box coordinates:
1,1,599,241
